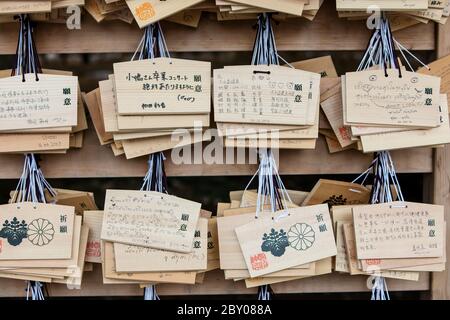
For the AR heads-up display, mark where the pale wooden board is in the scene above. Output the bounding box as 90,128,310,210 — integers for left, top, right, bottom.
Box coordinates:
289,55,338,78
117,113,210,130
114,218,207,272
114,58,211,115
217,210,310,271
103,241,197,284
360,94,450,152
121,131,210,159
83,210,103,264
0,215,81,269
230,0,304,15
0,133,70,153
345,69,441,128
224,138,317,149
83,90,113,145
125,0,205,28
321,90,355,148
101,190,201,253
214,65,320,126
336,0,428,11
224,263,316,279
235,204,337,277
419,54,450,96
48,189,98,215
353,202,445,259
51,224,90,288
302,179,371,206
0,203,75,260
342,222,420,281
0,1,52,14
0,74,78,130
99,78,118,133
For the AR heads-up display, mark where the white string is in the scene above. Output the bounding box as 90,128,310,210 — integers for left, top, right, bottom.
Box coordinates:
144,285,160,300
359,18,428,73
257,285,271,300
131,33,145,61
141,153,166,301
393,38,430,70
141,153,167,194
371,276,390,301
277,54,294,69
356,17,417,301
12,154,55,300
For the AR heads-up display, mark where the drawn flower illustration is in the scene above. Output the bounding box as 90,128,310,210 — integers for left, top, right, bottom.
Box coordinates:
27,218,55,246
322,194,347,208
0,217,28,246
261,228,289,257
288,223,315,251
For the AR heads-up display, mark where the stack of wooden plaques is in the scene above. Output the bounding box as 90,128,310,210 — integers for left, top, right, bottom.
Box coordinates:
332,202,446,282
8,188,98,216
213,64,321,149
85,57,211,158
45,188,98,215
0,70,88,154
217,188,337,288
0,0,87,23
125,0,324,28
337,69,450,153
319,77,360,153
337,0,449,28
85,0,135,24
0,202,90,288
99,190,216,286
215,0,324,21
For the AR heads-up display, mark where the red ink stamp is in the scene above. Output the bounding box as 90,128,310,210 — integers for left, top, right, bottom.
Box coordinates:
366,259,381,265
339,127,351,140
250,253,268,271
86,241,101,258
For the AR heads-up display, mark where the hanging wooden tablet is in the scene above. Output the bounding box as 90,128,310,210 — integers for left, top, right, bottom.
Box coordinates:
359,94,450,152
336,0,429,11
0,203,75,260
0,73,78,131
214,65,320,126
0,215,81,269
418,54,450,95
113,217,208,272
125,0,204,28
342,222,420,280
230,0,304,15
103,241,198,284
47,188,98,215
235,204,337,277
0,1,52,15
289,56,338,78
353,202,445,259
101,189,201,253
302,179,371,207
113,57,211,115
345,69,441,128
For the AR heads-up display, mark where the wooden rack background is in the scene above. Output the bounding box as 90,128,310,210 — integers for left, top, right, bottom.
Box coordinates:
0,1,448,299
